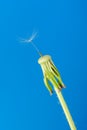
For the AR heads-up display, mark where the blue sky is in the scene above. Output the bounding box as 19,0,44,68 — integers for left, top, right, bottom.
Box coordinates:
0,0,87,129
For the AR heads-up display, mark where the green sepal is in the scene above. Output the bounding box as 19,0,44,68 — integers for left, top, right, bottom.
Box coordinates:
44,77,53,95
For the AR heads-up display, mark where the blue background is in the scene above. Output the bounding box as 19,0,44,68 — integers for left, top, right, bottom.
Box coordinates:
0,0,87,129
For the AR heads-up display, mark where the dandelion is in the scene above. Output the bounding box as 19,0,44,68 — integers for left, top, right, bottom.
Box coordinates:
38,55,76,130
23,33,77,130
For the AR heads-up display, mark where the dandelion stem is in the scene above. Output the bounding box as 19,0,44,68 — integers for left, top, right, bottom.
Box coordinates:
54,87,76,130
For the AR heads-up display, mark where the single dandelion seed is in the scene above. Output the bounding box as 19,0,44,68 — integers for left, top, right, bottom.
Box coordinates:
21,32,42,56
24,33,77,130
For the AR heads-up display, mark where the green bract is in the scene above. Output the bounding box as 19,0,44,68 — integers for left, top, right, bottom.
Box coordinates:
38,55,65,95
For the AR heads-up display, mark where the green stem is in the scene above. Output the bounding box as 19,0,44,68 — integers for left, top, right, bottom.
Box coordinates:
54,88,76,130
